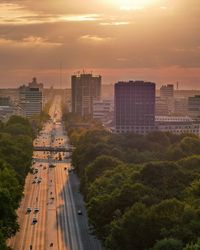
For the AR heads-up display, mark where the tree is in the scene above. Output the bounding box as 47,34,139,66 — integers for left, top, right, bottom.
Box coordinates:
105,203,157,250
183,239,200,250
152,238,183,250
85,155,122,184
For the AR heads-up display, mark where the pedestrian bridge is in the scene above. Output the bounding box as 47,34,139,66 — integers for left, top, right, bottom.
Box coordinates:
33,146,74,152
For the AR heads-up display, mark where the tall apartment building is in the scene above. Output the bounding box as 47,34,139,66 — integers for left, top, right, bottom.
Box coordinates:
71,73,101,116
19,78,43,117
188,95,200,118
114,81,155,133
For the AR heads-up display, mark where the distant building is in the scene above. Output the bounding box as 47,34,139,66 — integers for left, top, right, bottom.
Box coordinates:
0,96,11,106
71,73,101,116
0,89,19,103
188,95,200,118
19,77,44,117
0,96,25,121
114,81,156,133
93,99,114,122
155,97,170,116
160,84,174,99
156,116,200,136
173,97,188,116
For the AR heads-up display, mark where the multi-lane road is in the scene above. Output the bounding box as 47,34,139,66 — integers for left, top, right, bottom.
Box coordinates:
8,96,102,250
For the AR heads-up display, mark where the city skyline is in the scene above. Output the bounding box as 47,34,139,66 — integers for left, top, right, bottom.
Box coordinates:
1,0,200,89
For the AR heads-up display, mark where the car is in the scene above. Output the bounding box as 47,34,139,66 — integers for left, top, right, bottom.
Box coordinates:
34,208,39,213
49,164,56,168
26,207,32,213
32,217,37,224
77,210,82,215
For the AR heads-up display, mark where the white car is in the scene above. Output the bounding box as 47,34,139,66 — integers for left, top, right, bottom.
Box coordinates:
26,207,32,213
34,208,39,213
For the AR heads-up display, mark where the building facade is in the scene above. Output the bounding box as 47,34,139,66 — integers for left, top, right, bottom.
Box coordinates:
19,78,43,117
71,73,101,116
114,81,156,133
188,95,200,118
93,99,114,122
173,97,188,116
156,116,200,136
160,84,174,98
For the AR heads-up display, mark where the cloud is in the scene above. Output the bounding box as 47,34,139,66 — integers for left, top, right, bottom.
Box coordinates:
99,21,130,26
0,36,62,47
79,35,112,43
1,0,200,88
0,3,101,25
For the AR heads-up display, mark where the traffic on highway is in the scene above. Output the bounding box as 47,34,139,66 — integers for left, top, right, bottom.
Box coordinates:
8,96,102,250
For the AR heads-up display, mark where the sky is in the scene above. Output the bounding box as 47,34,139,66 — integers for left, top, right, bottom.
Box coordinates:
0,0,200,89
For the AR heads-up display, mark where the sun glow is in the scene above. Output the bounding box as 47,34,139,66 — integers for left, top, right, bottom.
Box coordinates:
109,0,160,10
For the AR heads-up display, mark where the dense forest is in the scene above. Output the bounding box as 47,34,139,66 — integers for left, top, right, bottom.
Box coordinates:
64,113,200,250
0,110,50,249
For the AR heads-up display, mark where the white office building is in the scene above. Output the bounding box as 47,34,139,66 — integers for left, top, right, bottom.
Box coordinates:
19,78,44,117
156,116,200,136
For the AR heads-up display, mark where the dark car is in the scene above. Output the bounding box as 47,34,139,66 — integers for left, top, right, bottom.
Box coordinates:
77,210,82,215
32,217,37,224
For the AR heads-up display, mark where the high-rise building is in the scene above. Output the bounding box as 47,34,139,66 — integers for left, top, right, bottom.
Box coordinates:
114,81,155,133
19,77,44,117
71,73,101,116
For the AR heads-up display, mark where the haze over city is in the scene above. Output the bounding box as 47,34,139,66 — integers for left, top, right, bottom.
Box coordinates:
1,0,200,88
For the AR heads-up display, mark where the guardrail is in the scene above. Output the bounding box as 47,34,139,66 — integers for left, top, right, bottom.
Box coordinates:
33,146,74,152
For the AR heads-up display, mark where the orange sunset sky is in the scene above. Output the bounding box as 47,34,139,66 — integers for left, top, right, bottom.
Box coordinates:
0,0,200,89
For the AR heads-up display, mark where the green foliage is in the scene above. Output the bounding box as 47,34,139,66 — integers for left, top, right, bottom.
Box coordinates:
183,239,200,250
0,115,34,246
137,162,189,200
152,238,183,250
67,115,200,250
84,155,122,187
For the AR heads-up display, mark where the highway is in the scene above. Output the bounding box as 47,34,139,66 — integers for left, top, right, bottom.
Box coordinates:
8,96,103,250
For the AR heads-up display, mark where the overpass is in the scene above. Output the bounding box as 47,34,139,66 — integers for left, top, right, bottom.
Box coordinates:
33,146,74,152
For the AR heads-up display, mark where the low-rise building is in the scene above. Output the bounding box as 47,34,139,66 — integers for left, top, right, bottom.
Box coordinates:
188,95,200,118
173,97,188,116
156,116,200,136
0,96,25,121
93,99,114,122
